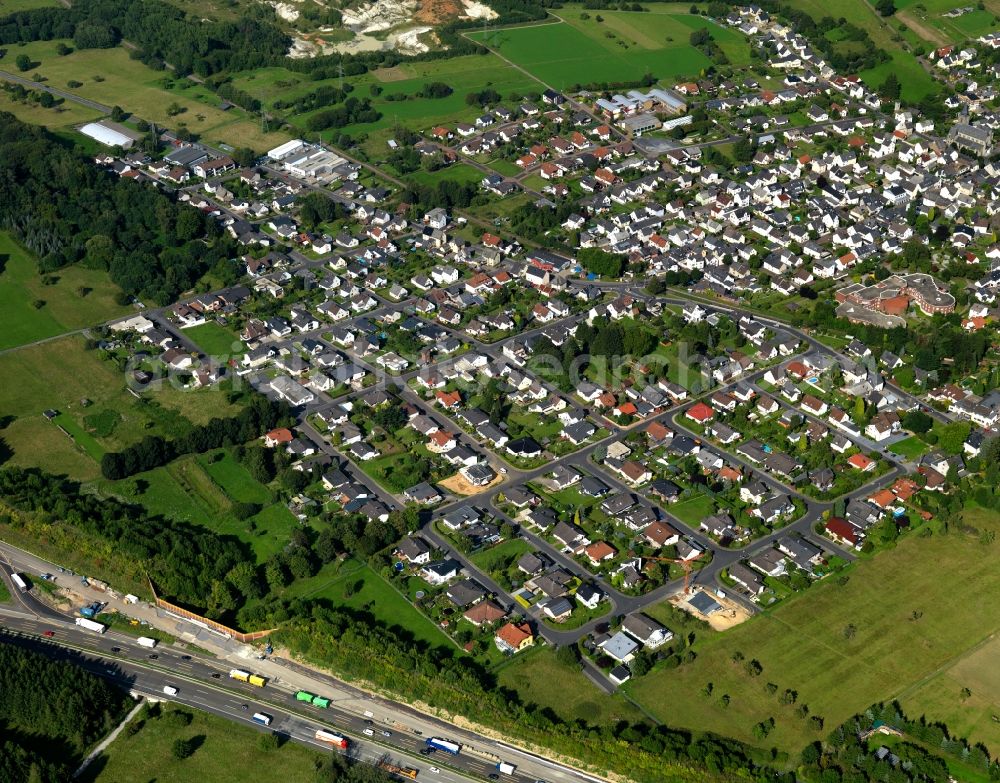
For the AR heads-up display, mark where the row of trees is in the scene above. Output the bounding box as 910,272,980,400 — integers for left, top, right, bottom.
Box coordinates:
0,640,132,783
100,394,292,480
0,468,249,609
275,604,778,783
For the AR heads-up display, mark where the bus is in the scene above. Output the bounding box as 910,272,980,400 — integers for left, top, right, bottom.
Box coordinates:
251,712,272,726
296,690,316,703
314,729,349,750
378,761,418,779
229,669,251,683
248,674,267,688
426,737,461,755
10,573,27,593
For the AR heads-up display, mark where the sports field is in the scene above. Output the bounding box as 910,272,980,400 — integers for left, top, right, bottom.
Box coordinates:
0,232,129,351
625,508,1000,753
468,12,736,89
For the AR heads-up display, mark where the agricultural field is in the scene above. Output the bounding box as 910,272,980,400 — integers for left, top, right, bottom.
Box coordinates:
468,10,745,90
624,508,1000,754
496,646,647,725
0,232,130,351
783,0,939,100
0,336,244,480
4,40,291,151
233,53,544,138
81,703,324,783
893,0,1000,44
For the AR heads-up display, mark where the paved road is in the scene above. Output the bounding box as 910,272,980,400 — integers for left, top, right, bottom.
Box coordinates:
0,69,111,113
0,557,606,783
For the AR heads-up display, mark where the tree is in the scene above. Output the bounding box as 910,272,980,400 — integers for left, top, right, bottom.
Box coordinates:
578,247,625,278
226,561,263,599
901,410,933,434
110,105,127,122
171,737,197,759
555,644,579,666
15,54,31,72
732,136,756,162
879,72,901,101
876,0,896,15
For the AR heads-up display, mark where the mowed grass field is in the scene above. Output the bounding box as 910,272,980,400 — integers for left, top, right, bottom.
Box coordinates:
184,321,244,357
0,232,130,351
468,11,746,89
81,703,324,783
0,336,244,480
6,40,291,151
497,646,647,725
625,509,1000,754
0,86,104,130
233,53,544,138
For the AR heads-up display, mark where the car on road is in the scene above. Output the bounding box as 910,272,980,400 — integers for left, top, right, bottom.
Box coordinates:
240,704,248,711
362,728,374,736
488,775,500,781
148,654,158,659
42,630,54,637
364,719,374,725
111,646,121,653
381,730,391,737
428,767,440,774
419,748,434,756
211,672,222,679
181,655,191,660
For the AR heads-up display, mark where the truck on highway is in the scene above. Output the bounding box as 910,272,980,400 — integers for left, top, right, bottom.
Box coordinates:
229,669,251,683
295,690,316,703
251,712,272,726
75,617,106,634
136,636,157,648
378,761,418,779
10,572,28,593
311,696,331,709
496,762,516,774
248,674,267,687
426,737,461,755
314,729,348,749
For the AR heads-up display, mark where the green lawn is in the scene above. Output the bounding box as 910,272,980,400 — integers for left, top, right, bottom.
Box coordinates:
81,703,325,783
496,646,646,725
668,494,717,526
469,11,744,89
626,509,1000,754
0,231,130,351
406,163,485,187
282,562,453,649
184,322,243,357
470,538,531,574
889,435,929,459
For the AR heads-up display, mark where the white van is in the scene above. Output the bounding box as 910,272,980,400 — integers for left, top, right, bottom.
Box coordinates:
163,685,178,696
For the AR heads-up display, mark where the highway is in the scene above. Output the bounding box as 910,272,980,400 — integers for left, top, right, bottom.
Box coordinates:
0,562,601,783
